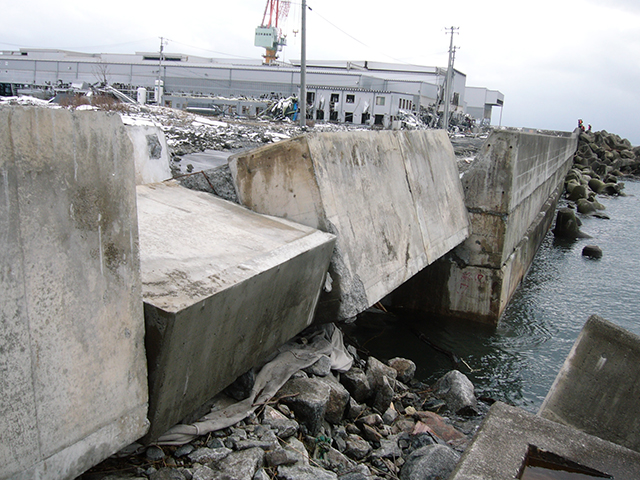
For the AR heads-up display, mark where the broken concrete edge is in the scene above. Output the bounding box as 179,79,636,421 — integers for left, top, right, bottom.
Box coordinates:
125,123,173,185
539,315,640,452
449,401,640,479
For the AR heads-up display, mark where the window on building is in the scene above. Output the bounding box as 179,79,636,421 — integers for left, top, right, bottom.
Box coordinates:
346,94,355,104
345,112,353,123
330,110,339,121
361,112,370,124
374,114,384,125
331,93,340,103
307,91,315,105
316,109,324,120
376,96,385,106
452,93,459,106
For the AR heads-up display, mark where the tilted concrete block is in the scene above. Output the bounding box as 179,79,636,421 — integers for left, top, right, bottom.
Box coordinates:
137,182,335,441
229,130,469,322
0,107,148,480
540,315,640,453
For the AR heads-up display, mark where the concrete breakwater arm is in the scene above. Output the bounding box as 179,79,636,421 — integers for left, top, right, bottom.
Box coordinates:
229,130,471,323
391,128,579,325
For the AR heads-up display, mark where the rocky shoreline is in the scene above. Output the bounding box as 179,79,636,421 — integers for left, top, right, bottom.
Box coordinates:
79,324,488,480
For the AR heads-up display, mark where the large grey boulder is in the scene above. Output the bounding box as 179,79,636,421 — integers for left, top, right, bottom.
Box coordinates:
434,370,477,415
317,376,351,424
214,447,265,480
277,464,338,480
400,444,460,480
340,367,372,403
388,357,417,384
277,377,331,434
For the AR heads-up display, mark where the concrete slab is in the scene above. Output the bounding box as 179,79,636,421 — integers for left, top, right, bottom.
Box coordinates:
0,107,148,480
137,182,335,441
229,130,470,322
450,402,640,479
539,315,640,453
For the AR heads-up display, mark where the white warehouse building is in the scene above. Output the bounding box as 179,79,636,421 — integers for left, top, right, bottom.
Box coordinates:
0,49,504,128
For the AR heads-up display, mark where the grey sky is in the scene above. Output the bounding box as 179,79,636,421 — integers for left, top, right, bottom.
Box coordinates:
2,0,638,144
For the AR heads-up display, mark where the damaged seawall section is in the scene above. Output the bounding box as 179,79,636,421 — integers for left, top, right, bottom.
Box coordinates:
392,129,579,325
0,107,149,480
137,182,336,441
229,130,470,323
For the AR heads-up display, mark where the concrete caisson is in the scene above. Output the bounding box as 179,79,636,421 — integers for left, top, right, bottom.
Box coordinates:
137,182,336,441
392,129,579,325
229,130,470,322
0,107,149,480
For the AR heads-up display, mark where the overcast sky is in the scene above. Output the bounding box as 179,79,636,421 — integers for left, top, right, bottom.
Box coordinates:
2,0,639,144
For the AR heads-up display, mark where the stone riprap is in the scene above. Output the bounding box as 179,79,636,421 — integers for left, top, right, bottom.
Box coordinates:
229,130,470,322
137,182,336,441
392,128,579,325
0,106,149,480
539,315,640,453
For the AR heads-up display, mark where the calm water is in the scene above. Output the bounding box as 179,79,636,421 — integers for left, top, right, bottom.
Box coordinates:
344,180,640,413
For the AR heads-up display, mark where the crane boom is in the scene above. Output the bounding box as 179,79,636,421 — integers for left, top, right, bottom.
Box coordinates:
255,0,289,64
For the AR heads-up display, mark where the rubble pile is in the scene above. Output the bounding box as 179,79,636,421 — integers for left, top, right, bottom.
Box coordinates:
80,345,486,480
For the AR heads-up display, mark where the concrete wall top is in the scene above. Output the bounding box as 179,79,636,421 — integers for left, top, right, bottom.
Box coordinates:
462,129,578,215
539,315,640,453
137,181,336,313
230,130,470,320
450,402,640,479
0,106,148,479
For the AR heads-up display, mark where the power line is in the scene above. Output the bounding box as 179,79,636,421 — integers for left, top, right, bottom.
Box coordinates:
305,4,435,66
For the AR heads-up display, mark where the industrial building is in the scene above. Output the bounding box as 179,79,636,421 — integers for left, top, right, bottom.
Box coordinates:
0,48,503,128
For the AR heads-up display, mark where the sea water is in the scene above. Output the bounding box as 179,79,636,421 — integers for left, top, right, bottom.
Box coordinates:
344,180,640,413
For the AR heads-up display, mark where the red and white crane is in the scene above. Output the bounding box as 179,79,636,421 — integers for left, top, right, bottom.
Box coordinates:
254,0,290,64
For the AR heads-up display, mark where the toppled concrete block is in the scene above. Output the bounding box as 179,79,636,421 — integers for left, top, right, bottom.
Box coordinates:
137,182,335,440
0,106,149,479
539,315,640,452
229,130,469,322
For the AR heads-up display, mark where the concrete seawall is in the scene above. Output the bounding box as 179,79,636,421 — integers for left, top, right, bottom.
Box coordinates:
230,130,470,323
391,129,579,324
0,107,149,479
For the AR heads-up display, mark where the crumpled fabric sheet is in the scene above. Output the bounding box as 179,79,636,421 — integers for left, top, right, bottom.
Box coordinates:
156,324,353,445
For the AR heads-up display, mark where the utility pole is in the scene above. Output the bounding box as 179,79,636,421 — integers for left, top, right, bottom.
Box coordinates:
441,26,458,131
299,0,307,127
156,37,165,106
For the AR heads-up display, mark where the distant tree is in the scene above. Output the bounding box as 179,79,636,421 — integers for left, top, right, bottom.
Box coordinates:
93,61,111,86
